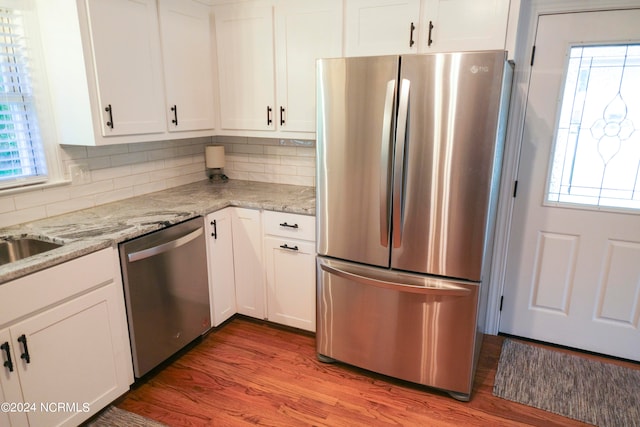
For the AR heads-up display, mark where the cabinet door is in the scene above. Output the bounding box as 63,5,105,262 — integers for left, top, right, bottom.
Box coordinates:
274,0,342,133
421,0,510,52
231,208,265,318
85,0,165,136
344,0,420,56
214,1,275,131
206,209,237,327
159,0,216,132
11,284,128,427
264,237,316,331
0,329,27,427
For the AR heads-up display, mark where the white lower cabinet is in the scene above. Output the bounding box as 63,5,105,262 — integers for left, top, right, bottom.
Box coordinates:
263,211,316,332
263,237,316,332
231,208,266,319
0,248,133,427
206,208,237,327
206,208,316,332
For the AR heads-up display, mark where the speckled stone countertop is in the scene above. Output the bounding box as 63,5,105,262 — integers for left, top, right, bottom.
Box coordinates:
0,180,316,284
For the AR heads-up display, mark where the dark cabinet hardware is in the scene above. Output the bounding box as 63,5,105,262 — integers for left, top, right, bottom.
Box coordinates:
267,106,273,125
105,104,114,129
279,222,299,229
279,106,285,126
17,334,30,364
427,21,434,46
409,22,416,47
279,244,299,251
211,220,217,239
1,342,13,372
171,105,178,126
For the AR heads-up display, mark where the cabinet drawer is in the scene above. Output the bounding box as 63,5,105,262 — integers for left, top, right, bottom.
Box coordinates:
263,211,315,241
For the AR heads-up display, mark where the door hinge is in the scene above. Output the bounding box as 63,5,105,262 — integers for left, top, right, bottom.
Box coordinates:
499,295,504,311
530,45,536,66
513,180,518,198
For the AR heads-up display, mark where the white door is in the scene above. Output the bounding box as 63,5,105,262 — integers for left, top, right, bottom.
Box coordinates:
206,208,237,327
500,10,640,361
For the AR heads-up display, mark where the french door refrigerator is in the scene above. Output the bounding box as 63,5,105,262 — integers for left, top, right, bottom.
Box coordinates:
316,52,512,401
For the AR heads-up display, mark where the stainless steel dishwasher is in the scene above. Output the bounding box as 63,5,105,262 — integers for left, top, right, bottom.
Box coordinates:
119,216,211,378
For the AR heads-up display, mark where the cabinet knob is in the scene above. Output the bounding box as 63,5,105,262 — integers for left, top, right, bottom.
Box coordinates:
1,342,13,372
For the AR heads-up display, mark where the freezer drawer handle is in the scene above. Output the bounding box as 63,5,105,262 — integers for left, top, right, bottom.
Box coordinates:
320,263,471,296
279,222,299,229
17,334,30,364
279,244,299,251
127,227,204,263
1,341,13,372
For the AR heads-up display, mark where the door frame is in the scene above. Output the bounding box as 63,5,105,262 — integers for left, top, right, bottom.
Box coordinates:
486,0,640,334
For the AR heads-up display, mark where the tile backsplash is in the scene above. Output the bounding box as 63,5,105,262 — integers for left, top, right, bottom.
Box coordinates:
0,136,316,228
214,136,316,187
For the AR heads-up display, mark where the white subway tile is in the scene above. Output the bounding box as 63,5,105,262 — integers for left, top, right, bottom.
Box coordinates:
133,180,166,196
277,175,314,186
233,144,264,155
0,196,15,213
111,151,147,167
296,147,316,157
265,146,297,156
94,187,134,206
46,197,95,217
0,206,47,228
248,154,280,165
280,155,315,167
234,162,265,173
296,166,316,177
14,187,71,210
265,164,297,175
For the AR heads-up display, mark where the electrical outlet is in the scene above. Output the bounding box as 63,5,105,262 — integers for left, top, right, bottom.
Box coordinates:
69,164,91,184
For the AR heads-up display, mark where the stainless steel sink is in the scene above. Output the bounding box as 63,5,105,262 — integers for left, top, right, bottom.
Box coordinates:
0,237,63,266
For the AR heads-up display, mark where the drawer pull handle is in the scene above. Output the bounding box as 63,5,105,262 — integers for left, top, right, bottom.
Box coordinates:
280,244,299,251
17,334,30,364
1,341,13,372
279,222,299,229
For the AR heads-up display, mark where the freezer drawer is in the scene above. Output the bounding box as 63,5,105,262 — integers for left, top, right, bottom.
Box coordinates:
317,257,480,399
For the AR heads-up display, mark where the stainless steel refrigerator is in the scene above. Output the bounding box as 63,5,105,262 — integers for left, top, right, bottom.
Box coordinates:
316,51,512,401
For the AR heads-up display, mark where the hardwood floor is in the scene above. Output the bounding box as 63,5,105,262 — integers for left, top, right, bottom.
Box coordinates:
116,317,628,426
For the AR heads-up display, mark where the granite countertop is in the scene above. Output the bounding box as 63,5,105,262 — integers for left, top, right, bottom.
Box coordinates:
0,180,316,284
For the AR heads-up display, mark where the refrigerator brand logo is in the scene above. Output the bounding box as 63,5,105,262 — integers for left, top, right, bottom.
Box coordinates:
470,65,490,74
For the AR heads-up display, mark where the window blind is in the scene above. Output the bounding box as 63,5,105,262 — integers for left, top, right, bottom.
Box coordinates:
0,7,47,189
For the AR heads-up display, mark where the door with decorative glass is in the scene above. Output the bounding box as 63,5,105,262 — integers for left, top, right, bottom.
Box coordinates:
500,9,640,361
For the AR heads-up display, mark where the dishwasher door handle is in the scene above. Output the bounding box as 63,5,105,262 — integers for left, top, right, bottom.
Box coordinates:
127,227,204,262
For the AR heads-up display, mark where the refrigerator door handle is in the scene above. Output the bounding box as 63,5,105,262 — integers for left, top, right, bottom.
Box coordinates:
380,79,396,247
393,78,410,248
320,262,471,297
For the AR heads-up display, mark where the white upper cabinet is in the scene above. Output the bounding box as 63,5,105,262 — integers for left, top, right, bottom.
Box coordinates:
274,0,343,133
213,0,342,136
344,0,421,56
420,0,511,53
159,0,216,132
85,0,166,137
344,0,513,57
213,1,275,132
36,0,217,146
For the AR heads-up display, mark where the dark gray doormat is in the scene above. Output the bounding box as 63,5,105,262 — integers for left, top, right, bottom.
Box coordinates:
85,406,168,427
493,339,640,427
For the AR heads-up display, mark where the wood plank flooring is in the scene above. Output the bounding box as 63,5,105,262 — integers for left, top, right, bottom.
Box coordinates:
116,317,634,426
